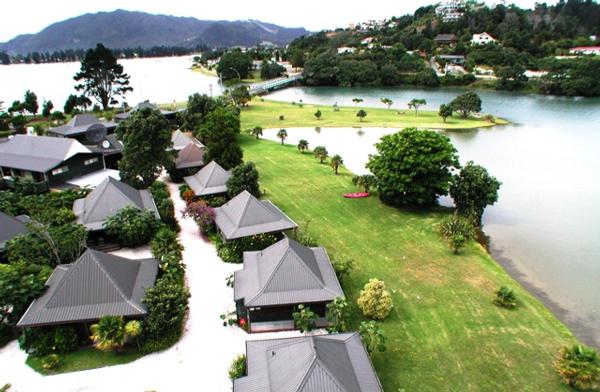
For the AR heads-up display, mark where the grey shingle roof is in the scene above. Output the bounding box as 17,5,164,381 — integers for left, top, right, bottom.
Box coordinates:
435,33,457,42
17,249,159,327
175,142,205,169
114,102,177,122
0,211,28,249
234,237,344,307
233,333,383,392
171,130,203,151
214,191,297,240
48,114,117,137
184,161,231,196
73,177,160,231
0,135,92,172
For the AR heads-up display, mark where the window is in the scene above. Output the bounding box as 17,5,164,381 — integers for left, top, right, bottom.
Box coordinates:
84,157,99,166
51,166,69,176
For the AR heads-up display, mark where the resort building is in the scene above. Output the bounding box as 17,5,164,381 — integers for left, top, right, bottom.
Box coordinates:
114,101,178,123
0,135,105,192
17,249,158,328
233,333,383,392
234,237,344,332
214,190,297,240
0,211,28,255
184,161,231,197
471,32,497,45
171,130,205,171
434,34,458,46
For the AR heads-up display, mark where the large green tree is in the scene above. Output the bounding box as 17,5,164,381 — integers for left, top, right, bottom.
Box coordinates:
74,43,133,110
199,107,243,170
23,90,39,115
450,92,482,118
217,50,252,81
178,93,216,132
450,161,501,225
117,108,173,188
227,162,260,198
367,128,459,206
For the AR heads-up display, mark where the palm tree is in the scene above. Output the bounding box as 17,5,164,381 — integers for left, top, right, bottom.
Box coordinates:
313,146,328,164
297,139,309,153
250,126,263,139
314,109,322,120
124,320,143,349
408,98,427,116
330,154,343,175
277,128,288,145
380,97,393,109
90,316,126,352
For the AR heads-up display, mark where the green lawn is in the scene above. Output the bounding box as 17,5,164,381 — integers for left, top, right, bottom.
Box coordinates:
26,347,144,375
239,134,573,392
240,98,508,130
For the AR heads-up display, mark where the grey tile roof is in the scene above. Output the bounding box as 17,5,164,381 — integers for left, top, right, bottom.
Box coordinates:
435,33,457,41
86,134,123,155
171,130,203,151
48,114,117,137
184,161,231,196
235,237,344,307
175,142,205,169
17,249,159,327
114,102,177,122
214,191,298,240
0,211,28,249
73,177,160,231
0,135,93,172
234,333,383,392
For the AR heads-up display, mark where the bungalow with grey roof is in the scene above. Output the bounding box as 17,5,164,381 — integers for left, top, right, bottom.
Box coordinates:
17,249,158,328
114,101,179,123
234,333,383,392
168,130,206,181
234,237,344,332
184,161,231,197
214,190,297,240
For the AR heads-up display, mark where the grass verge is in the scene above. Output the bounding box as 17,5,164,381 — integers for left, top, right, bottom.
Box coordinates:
26,347,144,375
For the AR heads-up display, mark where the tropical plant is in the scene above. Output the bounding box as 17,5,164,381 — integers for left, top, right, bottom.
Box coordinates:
359,320,387,353
277,128,288,145
228,354,247,380
313,146,329,163
356,109,367,122
408,98,426,116
151,227,183,262
332,257,354,283
493,286,518,308
380,97,393,109
314,109,322,120
297,139,309,153
326,297,350,333
357,278,393,320
250,126,263,139
450,161,502,226
226,162,261,198
230,86,251,107
439,214,476,254
330,154,343,175
438,103,453,122
90,316,127,352
352,174,377,193
104,206,160,248
124,320,142,348
555,344,600,390
292,304,318,333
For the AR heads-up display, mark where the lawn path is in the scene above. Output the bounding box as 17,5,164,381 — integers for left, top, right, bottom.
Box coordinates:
0,178,308,391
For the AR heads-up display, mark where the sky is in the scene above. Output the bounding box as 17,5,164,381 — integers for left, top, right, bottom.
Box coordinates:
0,0,543,43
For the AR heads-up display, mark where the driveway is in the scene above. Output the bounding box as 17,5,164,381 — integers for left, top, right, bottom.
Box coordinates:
0,179,312,391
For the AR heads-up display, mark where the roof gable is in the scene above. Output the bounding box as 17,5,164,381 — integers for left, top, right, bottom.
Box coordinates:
225,191,280,227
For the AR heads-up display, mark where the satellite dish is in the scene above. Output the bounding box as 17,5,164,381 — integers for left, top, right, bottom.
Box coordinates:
102,140,111,149
85,124,107,144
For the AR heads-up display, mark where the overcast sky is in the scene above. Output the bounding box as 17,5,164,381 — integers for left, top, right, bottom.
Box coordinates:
1,0,543,43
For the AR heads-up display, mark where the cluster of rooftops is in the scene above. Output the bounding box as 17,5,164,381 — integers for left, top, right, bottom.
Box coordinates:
0,105,383,390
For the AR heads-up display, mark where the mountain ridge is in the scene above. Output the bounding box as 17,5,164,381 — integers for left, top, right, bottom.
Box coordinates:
0,9,310,55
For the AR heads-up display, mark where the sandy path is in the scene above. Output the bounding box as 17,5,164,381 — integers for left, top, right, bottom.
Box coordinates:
0,179,310,391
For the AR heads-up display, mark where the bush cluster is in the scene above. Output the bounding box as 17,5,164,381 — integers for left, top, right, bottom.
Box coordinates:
212,233,279,264
18,326,78,357
150,181,180,232
104,206,160,248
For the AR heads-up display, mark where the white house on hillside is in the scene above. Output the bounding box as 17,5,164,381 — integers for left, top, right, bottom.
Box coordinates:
337,47,356,54
471,32,497,45
569,46,600,55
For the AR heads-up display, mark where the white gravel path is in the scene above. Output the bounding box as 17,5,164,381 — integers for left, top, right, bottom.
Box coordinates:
0,179,314,391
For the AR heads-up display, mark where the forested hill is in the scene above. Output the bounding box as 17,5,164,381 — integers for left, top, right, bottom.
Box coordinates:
287,0,600,96
0,10,309,55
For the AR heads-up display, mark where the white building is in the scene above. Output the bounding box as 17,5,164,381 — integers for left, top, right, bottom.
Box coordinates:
436,0,465,22
471,32,497,45
337,47,356,54
569,46,600,55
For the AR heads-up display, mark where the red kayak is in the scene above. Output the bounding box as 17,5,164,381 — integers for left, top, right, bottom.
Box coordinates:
343,192,370,198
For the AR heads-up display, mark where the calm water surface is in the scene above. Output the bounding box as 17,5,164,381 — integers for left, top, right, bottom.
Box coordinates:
266,86,600,347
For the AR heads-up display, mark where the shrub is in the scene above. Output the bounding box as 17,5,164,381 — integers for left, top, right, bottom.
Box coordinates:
178,184,192,200
151,227,183,261
41,354,61,370
357,278,393,320
555,345,600,390
228,354,247,380
18,326,77,357
439,214,476,254
352,174,377,193
150,181,179,232
215,233,279,263
90,316,127,352
332,257,354,283
202,195,227,208
292,304,317,333
494,286,518,309
359,320,387,353
326,297,349,333
182,200,215,234
226,162,260,198
7,233,54,267
104,206,160,247
0,324,12,348
52,326,78,354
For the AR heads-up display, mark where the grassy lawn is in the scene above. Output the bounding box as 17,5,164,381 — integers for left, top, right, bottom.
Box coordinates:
26,347,144,375
240,98,508,131
239,134,574,391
